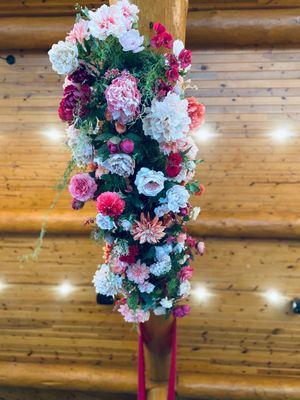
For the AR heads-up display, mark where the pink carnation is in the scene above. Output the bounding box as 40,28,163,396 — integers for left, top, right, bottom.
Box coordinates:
179,266,194,282
173,304,190,318
68,173,97,202
105,71,141,125
127,260,149,284
187,97,206,131
66,19,90,45
96,192,125,217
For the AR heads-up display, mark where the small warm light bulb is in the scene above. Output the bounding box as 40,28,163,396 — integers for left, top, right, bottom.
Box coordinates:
193,285,213,302
263,289,286,305
193,125,215,142
58,281,74,296
44,128,62,141
271,128,293,142
0,281,7,291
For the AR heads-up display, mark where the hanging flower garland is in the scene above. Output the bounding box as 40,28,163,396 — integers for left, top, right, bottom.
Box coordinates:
49,0,206,323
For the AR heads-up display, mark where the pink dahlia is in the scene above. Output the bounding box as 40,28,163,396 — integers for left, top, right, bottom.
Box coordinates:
187,97,206,131
118,303,150,323
68,173,97,202
132,213,166,244
127,260,149,284
96,192,125,217
104,71,141,125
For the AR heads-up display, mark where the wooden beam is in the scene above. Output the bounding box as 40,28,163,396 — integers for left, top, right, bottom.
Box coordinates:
177,372,300,400
2,8,300,49
0,362,137,394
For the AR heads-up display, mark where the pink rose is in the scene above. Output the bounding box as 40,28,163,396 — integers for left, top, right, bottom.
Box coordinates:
179,266,194,282
197,241,205,255
187,97,206,131
120,139,134,154
68,173,97,202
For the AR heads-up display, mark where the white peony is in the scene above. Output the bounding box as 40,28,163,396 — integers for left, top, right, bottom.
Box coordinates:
142,93,191,144
166,185,190,213
116,0,139,25
96,213,116,230
179,281,191,298
66,125,94,167
102,153,135,177
119,29,144,53
135,167,165,197
92,264,122,296
48,40,78,75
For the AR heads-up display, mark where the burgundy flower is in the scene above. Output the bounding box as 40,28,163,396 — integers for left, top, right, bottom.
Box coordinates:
58,84,91,123
150,22,173,49
166,54,179,68
156,79,173,99
153,22,166,34
120,245,139,264
179,49,192,69
107,140,119,154
166,153,183,177
173,304,190,318
120,139,134,154
166,66,179,82
68,67,95,86
71,198,85,210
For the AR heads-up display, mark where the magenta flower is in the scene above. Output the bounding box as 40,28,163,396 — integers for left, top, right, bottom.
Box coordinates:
179,266,194,282
58,84,91,123
173,304,190,318
120,139,134,154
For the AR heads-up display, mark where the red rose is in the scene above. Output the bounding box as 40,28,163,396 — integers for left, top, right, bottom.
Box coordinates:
179,49,192,69
166,153,183,177
168,153,183,165
166,164,181,178
96,192,125,217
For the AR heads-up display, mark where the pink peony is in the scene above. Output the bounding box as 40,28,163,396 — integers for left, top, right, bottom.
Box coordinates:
127,260,149,284
68,173,97,202
173,304,190,318
96,192,125,217
179,266,194,282
105,71,141,125
120,139,134,154
187,97,206,131
66,19,90,45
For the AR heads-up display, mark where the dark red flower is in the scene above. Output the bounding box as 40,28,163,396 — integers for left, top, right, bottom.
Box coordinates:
166,153,183,177
68,67,95,86
179,49,192,69
166,54,178,68
153,22,166,34
119,245,139,264
156,79,173,99
166,164,181,177
150,23,173,49
168,153,183,166
166,66,179,82
58,84,91,123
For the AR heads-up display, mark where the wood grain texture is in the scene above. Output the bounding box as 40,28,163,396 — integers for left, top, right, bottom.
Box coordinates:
1,49,300,237
0,235,300,381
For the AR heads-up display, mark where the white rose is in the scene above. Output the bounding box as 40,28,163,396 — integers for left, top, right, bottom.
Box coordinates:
173,39,184,58
142,93,191,144
96,213,116,230
166,185,190,213
135,167,166,197
48,40,78,75
102,153,135,177
119,29,144,53
160,297,173,308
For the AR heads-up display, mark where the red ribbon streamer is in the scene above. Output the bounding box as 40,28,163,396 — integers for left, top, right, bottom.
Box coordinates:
138,319,177,400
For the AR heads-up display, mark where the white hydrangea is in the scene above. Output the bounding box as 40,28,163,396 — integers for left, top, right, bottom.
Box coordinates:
66,126,94,167
48,40,78,75
142,93,191,144
96,213,116,230
153,306,166,316
154,203,170,217
160,297,173,308
135,167,165,197
179,281,191,298
149,257,172,276
155,244,172,262
166,185,190,213
138,281,155,294
92,264,122,296
120,219,132,231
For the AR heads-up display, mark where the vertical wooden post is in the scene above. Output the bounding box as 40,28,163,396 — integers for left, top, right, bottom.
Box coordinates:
109,0,188,397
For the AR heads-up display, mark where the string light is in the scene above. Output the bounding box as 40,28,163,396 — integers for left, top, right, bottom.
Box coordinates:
193,285,213,302
43,127,62,141
262,289,286,305
57,281,74,296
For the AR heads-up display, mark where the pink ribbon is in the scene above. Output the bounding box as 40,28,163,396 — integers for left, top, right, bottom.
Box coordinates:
138,319,177,400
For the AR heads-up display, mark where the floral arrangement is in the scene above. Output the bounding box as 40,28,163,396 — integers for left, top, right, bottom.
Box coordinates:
49,0,206,323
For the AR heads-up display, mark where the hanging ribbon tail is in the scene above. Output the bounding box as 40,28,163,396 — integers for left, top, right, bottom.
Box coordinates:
167,318,177,400
138,323,147,400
